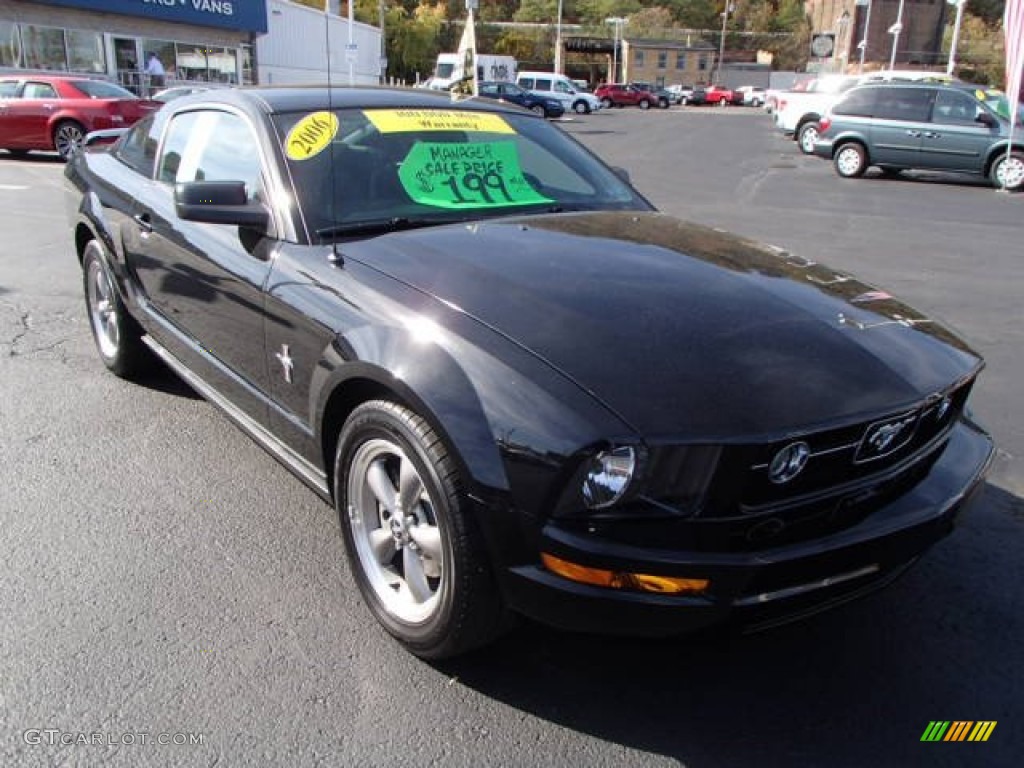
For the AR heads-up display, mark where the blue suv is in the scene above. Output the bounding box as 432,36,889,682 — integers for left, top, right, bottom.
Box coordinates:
813,82,1024,191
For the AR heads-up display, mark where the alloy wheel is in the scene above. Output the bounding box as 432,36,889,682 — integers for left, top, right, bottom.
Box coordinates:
346,438,445,624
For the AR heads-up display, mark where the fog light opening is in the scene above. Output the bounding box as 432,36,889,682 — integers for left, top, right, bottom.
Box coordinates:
541,553,709,595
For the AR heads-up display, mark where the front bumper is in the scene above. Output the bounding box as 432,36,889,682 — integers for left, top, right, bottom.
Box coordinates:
502,418,993,636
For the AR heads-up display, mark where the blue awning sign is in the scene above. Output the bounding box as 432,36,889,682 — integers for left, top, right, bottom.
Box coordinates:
31,0,268,34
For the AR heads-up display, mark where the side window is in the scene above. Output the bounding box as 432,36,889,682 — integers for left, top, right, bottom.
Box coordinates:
159,111,265,202
480,84,499,96
519,78,534,90
874,87,933,122
536,79,552,91
834,88,876,117
0,82,18,98
23,82,58,99
114,114,159,177
555,80,573,94
931,89,982,125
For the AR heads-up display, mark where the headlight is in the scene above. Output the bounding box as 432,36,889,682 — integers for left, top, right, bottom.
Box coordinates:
582,446,636,509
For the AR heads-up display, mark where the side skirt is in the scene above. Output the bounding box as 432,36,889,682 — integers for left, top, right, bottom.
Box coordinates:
141,335,332,501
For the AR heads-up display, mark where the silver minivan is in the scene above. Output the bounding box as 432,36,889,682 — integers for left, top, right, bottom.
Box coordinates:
813,82,1024,191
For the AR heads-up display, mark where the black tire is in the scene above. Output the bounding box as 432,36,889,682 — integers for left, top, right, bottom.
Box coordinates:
82,239,150,378
530,104,546,116
797,121,820,155
658,98,669,109
638,99,651,110
833,142,868,179
600,97,612,109
989,150,1024,191
334,400,505,659
572,100,590,114
53,120,85,161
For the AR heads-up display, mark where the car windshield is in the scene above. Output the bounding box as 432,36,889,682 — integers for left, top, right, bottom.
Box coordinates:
975,88,1024,121
72,80,137,99
273,107,649,241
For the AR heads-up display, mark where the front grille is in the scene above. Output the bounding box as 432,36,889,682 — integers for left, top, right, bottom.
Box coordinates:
705,378,973,515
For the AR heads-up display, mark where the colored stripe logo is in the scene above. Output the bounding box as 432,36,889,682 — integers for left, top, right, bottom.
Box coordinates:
921,721,996,742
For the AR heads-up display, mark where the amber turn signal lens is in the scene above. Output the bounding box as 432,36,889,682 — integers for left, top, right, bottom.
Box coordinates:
541,553,709,595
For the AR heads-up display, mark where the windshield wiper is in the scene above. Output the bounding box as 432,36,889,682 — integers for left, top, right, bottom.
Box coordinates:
315,217,439,238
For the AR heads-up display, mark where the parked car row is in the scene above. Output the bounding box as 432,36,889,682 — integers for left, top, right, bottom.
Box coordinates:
771,75,1024,191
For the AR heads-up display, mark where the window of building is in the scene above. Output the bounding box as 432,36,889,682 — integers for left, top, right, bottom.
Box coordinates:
676,52,687,70
657,51,667,69
21,26,66,71
635,50,645,67
67,30,105,74
1,21,22,68
698,55,708,72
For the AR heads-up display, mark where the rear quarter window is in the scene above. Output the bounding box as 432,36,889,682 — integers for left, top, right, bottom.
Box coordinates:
834,88,876,117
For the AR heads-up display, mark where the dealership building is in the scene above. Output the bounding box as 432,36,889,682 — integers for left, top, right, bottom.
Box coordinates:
0,0,383,93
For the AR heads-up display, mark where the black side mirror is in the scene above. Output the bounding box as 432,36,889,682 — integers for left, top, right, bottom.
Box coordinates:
976,111,997,127
175,180,268,228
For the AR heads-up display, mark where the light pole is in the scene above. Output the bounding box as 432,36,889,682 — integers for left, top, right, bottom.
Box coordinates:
855,0,872,74
716,2,735,85
605,17,626,83
835,10,850,72
946,0,967,76
554,0,564,73
888,0,905,72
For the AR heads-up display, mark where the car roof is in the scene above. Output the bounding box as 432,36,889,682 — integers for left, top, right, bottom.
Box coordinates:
170,85,528,117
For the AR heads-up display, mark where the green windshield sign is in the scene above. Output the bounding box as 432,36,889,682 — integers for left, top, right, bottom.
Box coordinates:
398,142,553,210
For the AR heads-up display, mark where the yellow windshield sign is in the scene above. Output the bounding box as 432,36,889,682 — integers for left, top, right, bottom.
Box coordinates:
365,109,515,135
285,111,338,161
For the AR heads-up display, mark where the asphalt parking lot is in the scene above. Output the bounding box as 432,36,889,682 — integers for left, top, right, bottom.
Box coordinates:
1,106,1021,767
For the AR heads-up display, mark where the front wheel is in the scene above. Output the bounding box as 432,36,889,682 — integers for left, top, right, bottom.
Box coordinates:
82,239,150,378
834,142,868,178
572,100,590,114
530,104,546,116
53,120,85,161
638,99,651,110
600,97,612,109
797,122,820,155
990,151,1024,191
335,400,505,658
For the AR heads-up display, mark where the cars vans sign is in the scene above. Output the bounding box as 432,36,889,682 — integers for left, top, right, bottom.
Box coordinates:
33,0,268,33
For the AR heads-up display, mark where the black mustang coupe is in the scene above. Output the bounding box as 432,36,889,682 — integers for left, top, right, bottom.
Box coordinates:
65,87,993,658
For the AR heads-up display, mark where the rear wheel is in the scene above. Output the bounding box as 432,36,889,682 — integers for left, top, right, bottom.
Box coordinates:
53,120,85,161
797,121,820,155
530,104,546,116
833,142,868,178
990,151,1024,191
335,400,505,659
82,239,150,378
572,100,590,114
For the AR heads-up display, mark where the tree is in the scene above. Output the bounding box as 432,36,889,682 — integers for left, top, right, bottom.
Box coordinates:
627,7,675,37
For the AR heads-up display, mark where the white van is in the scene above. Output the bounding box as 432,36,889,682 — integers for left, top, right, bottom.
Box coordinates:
516,71,602,114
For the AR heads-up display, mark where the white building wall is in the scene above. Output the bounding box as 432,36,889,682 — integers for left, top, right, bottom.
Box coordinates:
257,0,381,86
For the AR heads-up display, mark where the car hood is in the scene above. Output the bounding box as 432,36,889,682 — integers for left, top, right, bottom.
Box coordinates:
346,211,981,439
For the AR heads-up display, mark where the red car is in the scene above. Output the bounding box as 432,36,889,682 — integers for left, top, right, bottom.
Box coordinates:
0,75,161,160
594,83,656,110
701,85,736,106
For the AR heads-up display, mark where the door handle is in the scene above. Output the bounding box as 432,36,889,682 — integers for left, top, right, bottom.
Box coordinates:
133,213,153,235
905,130,921,138
923,131,940,139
